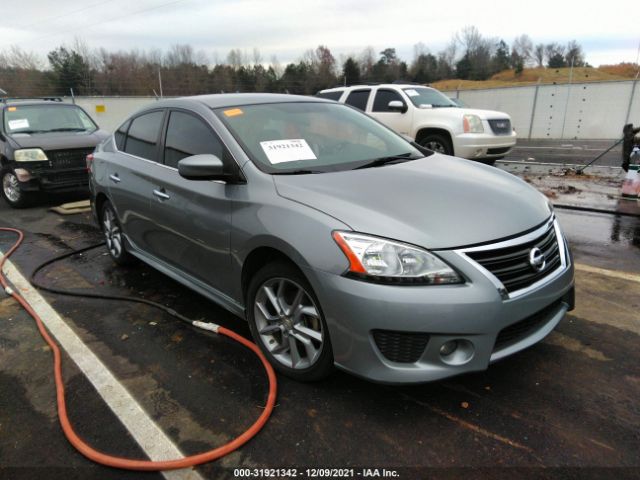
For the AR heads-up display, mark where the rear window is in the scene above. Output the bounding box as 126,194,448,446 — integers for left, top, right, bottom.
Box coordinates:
316,91,343,101
123,110,164,161
344,90,370,111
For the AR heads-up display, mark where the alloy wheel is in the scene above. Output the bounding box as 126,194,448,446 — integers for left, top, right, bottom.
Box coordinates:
2,172,21,203
102,206,123,259
425,140,446,153
253,278,324,370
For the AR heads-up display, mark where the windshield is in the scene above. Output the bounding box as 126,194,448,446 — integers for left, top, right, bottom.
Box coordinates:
215,102,424,173
403,87,458,108
3,104,98,134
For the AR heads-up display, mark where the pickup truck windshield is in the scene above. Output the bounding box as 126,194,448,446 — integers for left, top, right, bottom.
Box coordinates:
4,104,97,134
216,102,425,174
403,87,458,108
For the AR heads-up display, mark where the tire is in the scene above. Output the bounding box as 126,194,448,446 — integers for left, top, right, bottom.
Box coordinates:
419,134,453,156
1,167,33,208
246,261,334,381
478,158,497,166
101,201,133,265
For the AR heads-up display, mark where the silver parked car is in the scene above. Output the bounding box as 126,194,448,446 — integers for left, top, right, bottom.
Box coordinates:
89,94,574,383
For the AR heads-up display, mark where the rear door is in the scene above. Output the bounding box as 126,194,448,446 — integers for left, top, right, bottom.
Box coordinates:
107,109,166,252
143,109,234,294
344,89,371,112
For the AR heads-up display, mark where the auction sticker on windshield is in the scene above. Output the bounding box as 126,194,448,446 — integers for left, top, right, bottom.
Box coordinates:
8,119,29,130
260,139,317,164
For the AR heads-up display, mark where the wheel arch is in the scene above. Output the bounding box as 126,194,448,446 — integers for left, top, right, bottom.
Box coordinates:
415,127,454,153
241,246,307,303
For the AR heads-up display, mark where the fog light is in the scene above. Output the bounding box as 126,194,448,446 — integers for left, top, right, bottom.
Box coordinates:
14,168,32,182
440,340,458,356
439,339,475,366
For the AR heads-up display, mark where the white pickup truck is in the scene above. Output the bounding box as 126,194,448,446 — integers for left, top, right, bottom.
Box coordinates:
317,83,516,164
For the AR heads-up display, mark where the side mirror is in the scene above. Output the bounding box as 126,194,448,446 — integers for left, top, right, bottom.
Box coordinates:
178,154,226,181
388,100,407,113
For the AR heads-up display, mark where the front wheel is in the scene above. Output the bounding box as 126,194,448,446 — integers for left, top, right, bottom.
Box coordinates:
1,168,32,208
247,262,334,381
419,134,453,156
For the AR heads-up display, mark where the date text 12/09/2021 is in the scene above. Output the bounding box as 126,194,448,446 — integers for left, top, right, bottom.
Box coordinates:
233,468,400,478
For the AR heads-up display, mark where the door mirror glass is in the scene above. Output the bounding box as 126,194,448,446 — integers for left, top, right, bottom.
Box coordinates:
178,154,225,180
388,100,407,113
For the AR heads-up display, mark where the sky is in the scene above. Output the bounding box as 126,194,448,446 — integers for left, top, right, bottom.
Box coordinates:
1,0,638,68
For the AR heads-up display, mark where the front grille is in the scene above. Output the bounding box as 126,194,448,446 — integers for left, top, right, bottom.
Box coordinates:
45,148,94,169
466,223,562,294
488,119,512,135
41,170,88,187
493,300,562,352
372,330,430,363
487,147,511,155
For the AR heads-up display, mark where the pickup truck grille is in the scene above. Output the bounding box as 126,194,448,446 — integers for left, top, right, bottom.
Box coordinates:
488,119,512,135
466,223,562,294
44,148,94,169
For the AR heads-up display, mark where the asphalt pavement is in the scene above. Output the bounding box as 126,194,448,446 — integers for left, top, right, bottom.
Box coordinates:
506,139,624,168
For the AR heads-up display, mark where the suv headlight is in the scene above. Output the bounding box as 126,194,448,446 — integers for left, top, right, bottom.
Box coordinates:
463,115,484,133
14,148,48,162
332,231,463,285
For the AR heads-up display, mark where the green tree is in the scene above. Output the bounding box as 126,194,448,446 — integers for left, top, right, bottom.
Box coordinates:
342,57,360,85
47,46,92,95
492,40,511,73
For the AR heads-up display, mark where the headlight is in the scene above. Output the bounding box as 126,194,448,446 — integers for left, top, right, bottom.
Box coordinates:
463,115,484,133
14,148,48,162
332,231,463,285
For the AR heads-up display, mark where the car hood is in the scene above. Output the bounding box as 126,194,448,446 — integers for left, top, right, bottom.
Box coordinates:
456,108,510,120
9,129,109,150
273,154,550,249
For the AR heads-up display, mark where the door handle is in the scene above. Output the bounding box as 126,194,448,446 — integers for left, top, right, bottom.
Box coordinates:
109,174,121,183
153,189,170,200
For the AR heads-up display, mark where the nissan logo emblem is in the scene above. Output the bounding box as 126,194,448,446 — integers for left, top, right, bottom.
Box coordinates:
529,247,546,272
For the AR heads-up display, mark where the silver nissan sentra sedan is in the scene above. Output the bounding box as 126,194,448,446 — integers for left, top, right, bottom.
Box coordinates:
89,93,574,384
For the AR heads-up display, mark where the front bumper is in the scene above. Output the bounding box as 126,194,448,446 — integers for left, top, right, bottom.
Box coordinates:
16,167,89,193
454,131,517,159
303,235,574,384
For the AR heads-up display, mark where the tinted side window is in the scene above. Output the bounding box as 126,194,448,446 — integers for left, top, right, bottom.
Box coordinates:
164,111,223,168
345,90,370,111
124,111,164,161
316,91,343,101
372,89,405,112
114,119,130,150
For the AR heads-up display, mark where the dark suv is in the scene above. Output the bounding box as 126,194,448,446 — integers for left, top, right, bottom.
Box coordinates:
0,98,109,207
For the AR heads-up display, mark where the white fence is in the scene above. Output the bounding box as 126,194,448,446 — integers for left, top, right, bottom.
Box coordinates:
444,80,640,140
64,79,640,140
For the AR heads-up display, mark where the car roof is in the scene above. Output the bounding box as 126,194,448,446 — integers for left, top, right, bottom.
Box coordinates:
0,100,78,108
157,93,330,110
319,84,432,92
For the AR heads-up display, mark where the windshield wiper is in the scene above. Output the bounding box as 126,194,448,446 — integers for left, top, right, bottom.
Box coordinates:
10,129,47,134
48,127,88,132
272,169,323,175
353,153,421,170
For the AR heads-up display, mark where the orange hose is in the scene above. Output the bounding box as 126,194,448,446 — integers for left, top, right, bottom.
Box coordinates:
0,227,277,471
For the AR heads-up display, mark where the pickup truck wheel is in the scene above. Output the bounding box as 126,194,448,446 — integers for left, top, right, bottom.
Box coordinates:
1,167,32,208
419,134,452,156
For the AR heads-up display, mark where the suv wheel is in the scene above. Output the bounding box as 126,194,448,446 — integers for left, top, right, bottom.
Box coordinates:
1,167,32,208
101,202,133,265
419,134,452,156
247,261,334,381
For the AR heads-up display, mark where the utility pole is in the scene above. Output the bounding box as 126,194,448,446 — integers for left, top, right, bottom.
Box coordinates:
158,69,164,98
